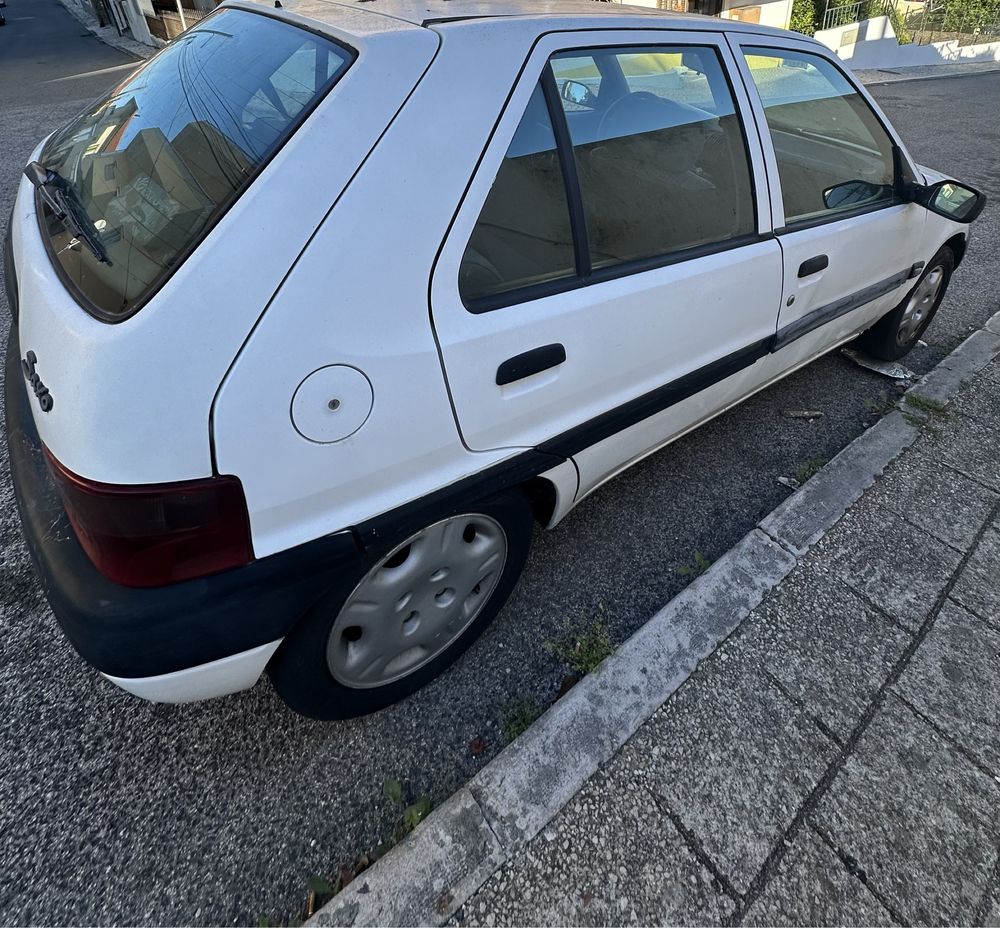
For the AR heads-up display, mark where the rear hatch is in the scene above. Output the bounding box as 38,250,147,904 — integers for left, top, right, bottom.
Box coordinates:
9,0,438,489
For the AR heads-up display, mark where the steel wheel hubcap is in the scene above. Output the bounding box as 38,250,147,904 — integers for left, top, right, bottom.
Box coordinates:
898,267,944,346
327,514,508,689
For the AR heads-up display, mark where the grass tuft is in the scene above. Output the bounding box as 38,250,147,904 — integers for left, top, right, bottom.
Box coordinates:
501,697,544,744
905,393,950,417
676,550,713,580
545,618,615,676
794,456,827,484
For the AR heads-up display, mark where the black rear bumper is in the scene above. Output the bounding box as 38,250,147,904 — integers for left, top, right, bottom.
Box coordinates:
4,323,365,680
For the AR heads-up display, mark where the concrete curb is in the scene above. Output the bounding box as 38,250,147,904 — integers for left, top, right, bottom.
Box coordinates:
858,64,1000,86
311,312,1000,928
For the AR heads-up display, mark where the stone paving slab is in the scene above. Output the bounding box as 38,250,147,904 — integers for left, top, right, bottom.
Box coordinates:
949,365,1000,422
816,499,963,632
862,451,998,551
469,530,795,856
918,409,1000,492
734,560,911,740
950,524,1000,630
812,696,999,926
893,598,1000,775
743,826,897,927
980,883,1000,927
615,656,838,894
451,764,734,928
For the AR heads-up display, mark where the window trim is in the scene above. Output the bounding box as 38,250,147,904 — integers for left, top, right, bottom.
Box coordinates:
461,38,765,314
733,39,909,235
467,230,773,313
540,63,592,280
35,6,358,325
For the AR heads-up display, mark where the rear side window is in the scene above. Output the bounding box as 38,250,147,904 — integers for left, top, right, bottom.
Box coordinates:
556,46,755,270
742,48,897,224
459,45,756,307
459,82,577,303
38,9,352,319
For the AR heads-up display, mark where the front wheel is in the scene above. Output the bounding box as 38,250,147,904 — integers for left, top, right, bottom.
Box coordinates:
268,491,533,719
857,247,954,361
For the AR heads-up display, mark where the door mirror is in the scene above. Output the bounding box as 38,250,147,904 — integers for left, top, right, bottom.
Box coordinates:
917,180,986,223
823,179,889,210
560,79,596,109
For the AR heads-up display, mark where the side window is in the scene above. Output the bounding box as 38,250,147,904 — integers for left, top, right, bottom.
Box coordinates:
618,50,712,110
742,48,897,224
551,55,602,111
460,82,577,304
555,46,756,270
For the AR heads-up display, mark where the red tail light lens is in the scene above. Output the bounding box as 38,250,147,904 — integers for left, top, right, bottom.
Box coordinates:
43,448,255,588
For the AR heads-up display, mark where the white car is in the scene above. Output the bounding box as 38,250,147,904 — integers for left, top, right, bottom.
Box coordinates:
4,0,984,718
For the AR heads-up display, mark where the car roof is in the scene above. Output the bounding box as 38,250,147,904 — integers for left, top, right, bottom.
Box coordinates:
230,0,816,43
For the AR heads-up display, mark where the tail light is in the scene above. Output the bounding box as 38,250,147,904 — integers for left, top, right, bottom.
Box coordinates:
43,447,254,588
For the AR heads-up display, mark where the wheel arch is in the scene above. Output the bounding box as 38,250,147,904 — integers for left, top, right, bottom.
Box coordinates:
943,232,968,268
521,458,580,529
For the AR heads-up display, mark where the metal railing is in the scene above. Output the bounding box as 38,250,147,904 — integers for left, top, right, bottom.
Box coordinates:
906,0,1000,45
820,0,894,30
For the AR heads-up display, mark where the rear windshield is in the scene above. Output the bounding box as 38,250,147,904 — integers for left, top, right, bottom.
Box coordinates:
37,9,353,320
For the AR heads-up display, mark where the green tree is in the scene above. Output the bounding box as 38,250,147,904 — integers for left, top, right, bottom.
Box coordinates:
942,0,1000,32
789,0,819,34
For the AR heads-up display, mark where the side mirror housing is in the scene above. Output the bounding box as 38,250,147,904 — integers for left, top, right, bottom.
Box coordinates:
893,147,986,223
915,180,987,224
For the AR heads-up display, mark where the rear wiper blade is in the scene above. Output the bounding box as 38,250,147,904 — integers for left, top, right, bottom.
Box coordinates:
24,161,113,266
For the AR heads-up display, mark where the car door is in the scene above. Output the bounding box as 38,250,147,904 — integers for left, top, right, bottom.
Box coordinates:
727,35,927,359
429,31,783,496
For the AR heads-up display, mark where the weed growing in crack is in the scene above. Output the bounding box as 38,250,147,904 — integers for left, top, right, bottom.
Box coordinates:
905,393,950,417
676,549,713,580
863,389,897,419
500,697,544,744
545,615,615,676
794,456,828,484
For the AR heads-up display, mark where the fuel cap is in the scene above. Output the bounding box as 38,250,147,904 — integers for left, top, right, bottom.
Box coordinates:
291,365,373,444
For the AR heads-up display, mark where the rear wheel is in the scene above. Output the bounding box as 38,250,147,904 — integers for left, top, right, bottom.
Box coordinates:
268,491,533,719
857,247,954,361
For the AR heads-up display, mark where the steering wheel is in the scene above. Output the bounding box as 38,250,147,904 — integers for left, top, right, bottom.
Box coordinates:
597,91,678,140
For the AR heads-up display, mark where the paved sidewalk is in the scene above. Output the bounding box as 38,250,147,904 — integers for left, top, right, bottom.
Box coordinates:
450,359,1000,926
54,0,154,60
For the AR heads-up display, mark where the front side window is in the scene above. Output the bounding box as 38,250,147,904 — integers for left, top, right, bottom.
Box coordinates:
555,46,755,270
742,48,897,225
38,9,352,319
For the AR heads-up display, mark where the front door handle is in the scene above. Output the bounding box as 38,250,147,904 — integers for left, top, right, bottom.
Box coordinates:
496,344,566,385
798,254,829,277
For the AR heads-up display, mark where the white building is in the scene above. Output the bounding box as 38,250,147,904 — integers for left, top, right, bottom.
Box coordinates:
611,0,795,32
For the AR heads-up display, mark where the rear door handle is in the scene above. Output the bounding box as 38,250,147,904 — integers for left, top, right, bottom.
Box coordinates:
798,254,829,277
496,343,566,385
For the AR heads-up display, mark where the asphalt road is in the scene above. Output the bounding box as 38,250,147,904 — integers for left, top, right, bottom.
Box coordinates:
1,4,998,922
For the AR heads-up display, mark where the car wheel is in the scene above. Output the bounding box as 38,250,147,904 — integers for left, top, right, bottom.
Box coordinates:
268,490,533,719
857,247,954,361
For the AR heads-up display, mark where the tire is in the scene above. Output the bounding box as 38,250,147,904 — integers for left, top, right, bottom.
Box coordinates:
267,490,533,719
857,247,954,361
